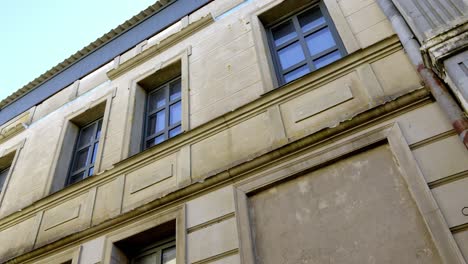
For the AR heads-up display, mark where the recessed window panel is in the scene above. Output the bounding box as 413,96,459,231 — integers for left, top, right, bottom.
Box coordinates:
67,118,102,186
284,65,310,83
298,8,325,32
314,50,342,69
169,102,181,125
69,172,84,185
95,121,102,139
73,148,89,171
90,142,99,164
144,77,182,149
147,111,166,136
162,246,176,264
148,89,166,111
146,134,166,149
278,42,305,70
169,125,182,138
272,21,297,46
305,27,336,57
77,125,94,148
268,4,346,84
169,80,181,101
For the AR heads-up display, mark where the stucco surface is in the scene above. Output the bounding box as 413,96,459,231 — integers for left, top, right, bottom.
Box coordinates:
249,145,442,264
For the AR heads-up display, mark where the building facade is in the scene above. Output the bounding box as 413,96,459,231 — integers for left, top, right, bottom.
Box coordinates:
0,0,467,263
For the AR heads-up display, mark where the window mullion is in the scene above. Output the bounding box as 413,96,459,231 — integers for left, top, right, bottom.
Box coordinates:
292,16,315,72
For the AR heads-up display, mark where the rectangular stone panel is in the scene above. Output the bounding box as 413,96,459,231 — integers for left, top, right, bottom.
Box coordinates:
92,175,125,226
37,191,93,246
186,186,235,228
413,135,468,183
248,145,442,264
187,218,238,263
432,177,468,228
122,153,177,212
280,71,368,139
191,112,275,179
454,230,468,261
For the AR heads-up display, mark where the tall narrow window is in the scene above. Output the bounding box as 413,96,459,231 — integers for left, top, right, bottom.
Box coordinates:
67,118,103,185
0,167,10,193
144,77,182,149
268,3,346,84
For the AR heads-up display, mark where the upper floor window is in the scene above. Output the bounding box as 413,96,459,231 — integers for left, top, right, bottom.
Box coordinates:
267,3,346,84
67,118,103,185
144,77,182,149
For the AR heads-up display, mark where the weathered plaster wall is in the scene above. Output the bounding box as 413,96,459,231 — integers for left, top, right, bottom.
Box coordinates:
0,0,466,263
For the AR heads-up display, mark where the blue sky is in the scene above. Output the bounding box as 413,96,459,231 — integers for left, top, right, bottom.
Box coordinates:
0,0,156,101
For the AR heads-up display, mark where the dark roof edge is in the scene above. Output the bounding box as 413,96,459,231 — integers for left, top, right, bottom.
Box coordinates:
0,0,213,127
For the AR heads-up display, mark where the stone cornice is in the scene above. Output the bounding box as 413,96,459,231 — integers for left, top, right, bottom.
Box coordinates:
107,14,214,80
421,21,468,76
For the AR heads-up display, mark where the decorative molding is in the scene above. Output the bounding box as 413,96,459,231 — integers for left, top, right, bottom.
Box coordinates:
2,87,432,263
234,122,465,264
0,110,31,144
43,205,81,231
107,14,214,80
294,83,353,123
191,249,239,264
129,164,174,194
187,212,235,234
421,22,468,76
0,37,405,231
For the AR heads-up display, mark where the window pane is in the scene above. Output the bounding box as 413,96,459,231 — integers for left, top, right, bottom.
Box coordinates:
169,125,182,138
169,79,181,101
134,253,157,264
148,88,166,111
298,8,325,32
305,27,336,57
162,246,176,264
284,65,310,83
88,167,94,176
169,101,181,125
278,42,305,70
90,142,99,164
147,110,166,136
77,125,94,148
0,167,9,192
69,172,84,185
73,147,90,171
146,134,166,148
272,20,297,46
95,120,102,139
314,50,342,69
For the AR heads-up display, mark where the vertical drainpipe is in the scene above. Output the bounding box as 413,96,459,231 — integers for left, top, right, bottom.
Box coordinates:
376,0,468,149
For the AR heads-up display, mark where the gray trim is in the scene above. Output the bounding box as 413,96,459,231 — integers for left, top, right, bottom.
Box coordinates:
0,0,213,127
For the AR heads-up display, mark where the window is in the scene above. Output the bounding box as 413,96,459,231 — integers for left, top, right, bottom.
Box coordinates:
112,220,177,264
144,77,182,149
0,167,10,193
66,118,103,185
131,239,176,264
267,2,346,84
